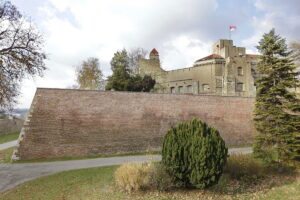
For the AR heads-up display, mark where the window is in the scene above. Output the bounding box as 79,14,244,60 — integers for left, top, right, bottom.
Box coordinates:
237,66,243,75
236,82,244,92
170,87,175,94
178,86,184,93
187,85,193,93
216,78,222,88
202,84,210,92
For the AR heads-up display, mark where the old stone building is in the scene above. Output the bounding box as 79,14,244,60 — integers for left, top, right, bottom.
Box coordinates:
139,39,259,97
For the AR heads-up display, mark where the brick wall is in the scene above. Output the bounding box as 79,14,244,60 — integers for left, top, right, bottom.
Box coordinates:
13,88,256,160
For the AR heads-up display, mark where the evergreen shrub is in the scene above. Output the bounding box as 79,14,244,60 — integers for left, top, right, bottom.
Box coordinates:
162,119,228,189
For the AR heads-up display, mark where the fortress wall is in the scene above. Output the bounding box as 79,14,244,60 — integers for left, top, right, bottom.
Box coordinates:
13,88,256,160
0,119,24,135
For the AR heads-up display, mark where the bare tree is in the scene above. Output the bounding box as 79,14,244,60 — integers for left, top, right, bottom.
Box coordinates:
290,41,300,79
290,42,300,64
128,47,147,74
76,57,104,90
0,1,46,110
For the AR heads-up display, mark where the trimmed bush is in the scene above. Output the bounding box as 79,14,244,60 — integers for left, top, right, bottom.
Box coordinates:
162,119,228,189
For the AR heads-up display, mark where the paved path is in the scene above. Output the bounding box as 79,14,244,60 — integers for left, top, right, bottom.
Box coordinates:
0,147,252,193
229,147,252,154
0,140,17,151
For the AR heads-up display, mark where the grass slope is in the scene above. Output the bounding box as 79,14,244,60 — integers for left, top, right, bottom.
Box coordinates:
0,164,299,200
0,147,14,163
0,147,159,164
0,132,19,144
15,151,160,163
0,166,121,200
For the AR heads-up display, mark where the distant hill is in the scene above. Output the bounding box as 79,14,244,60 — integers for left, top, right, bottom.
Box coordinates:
10,108,29,120
0,118,24,135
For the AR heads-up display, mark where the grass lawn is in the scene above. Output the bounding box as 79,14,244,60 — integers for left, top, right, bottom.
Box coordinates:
14,151,160,164
0,147,14,163
227,143,253,148
0,147,159,164
0,132,19,144
0,164,299,200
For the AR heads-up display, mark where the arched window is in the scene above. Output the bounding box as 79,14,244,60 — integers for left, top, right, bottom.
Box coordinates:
236,82,244,92
187,85,193,93
237,66,243,75
178,86,184,93
170,87,175,94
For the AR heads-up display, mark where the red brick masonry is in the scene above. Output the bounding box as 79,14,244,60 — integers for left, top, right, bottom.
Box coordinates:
14,88,256,160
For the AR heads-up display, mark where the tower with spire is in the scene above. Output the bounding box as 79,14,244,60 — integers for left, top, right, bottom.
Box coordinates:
149,48,159,60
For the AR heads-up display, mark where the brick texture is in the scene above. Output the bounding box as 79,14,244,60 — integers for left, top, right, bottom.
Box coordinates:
0,119,23,135
13,88,256,160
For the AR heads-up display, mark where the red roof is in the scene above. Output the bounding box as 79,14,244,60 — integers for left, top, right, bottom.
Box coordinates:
246,54,259,59
150,48,159,55
195,54,223,62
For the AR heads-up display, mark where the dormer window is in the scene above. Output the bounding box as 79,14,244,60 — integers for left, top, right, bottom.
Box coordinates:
237,66,243,76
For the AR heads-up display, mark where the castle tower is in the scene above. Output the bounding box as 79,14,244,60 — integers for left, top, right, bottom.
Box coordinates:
138,48,165,87
212,39,245,58
150,48,159,60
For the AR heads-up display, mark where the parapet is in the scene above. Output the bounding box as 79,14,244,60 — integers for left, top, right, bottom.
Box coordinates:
212,39,245,58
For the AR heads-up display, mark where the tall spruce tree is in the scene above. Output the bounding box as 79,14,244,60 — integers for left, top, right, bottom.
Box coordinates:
106,49,156,92
253,29,300,166
105,49,132,91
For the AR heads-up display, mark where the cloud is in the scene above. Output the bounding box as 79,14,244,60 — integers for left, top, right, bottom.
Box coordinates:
161,35,211,69
12,0,300,108
15,0,224,108
242,0,300,52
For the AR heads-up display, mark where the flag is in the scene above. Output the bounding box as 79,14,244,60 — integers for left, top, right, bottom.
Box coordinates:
229,25,237,31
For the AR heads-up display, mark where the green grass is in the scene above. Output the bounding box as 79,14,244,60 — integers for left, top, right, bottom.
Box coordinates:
255,181,300,200
0,158,299,200
0,132,19,144
0,147,14,163
227,143,253,148
14,151,161,164
0,142,160,164
0,166,122,200
0,148,159,164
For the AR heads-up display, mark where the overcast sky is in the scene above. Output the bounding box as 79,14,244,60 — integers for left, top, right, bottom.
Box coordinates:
10,0,300,108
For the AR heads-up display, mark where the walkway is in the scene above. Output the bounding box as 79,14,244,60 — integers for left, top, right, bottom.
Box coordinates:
0,147,252,193
0,140,17,151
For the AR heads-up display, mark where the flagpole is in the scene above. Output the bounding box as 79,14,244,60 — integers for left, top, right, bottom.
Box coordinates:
229,25,236,40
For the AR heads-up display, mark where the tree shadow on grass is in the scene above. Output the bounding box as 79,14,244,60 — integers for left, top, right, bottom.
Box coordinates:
209,166,299,197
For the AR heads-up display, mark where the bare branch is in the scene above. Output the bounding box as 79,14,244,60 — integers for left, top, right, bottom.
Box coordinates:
0,1,46,110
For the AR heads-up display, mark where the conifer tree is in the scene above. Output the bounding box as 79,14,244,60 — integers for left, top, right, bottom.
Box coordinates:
253,29,300,166
106,49,156,92
105,49,131,91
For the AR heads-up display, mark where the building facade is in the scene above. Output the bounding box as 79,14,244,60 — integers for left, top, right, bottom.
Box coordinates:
139,39,259,97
